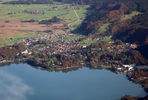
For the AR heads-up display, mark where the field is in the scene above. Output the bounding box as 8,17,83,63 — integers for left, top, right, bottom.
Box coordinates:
101,36,112,41
0,3,89,22
120,11,141,22
49,35,85,41
0,1,89,46
0,32,39,46
98,23,111,33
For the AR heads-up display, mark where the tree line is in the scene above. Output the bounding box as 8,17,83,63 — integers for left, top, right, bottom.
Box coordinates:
0,43,26,61
2,0,54,4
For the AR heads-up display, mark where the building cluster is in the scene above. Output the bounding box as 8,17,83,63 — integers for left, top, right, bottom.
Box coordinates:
17,5,22,7
117,64,135,72
22,32,78,45
105,43,138,53
23,9,45,14
20,32,138,56
38,39,79,55
19,32,81,55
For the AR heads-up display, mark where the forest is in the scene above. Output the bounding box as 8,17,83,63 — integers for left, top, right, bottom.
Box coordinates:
39,16,61,25
77,0,148,35
0,43,26,61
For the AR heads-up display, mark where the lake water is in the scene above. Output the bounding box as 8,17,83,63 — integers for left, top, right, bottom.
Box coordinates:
0,63,147,100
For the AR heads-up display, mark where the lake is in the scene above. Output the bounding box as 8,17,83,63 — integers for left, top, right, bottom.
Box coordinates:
0,63,147,100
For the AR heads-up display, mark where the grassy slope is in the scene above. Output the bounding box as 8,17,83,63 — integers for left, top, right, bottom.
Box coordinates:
0,32,39,46
120,11,141,22
69,5,89,29
101,36,112,41
98,23,111,33
49,35,85,41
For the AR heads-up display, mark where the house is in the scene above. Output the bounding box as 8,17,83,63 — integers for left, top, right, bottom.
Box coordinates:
17,5,22,7
117,67,123,70
28,51,32,55
82,46,87,49
21,50,28,54
123,64,135,71
10,38,13,41
16,53,19,56
0,43,7,46
130,44,138,49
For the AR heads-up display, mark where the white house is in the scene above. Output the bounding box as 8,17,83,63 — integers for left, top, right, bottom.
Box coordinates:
82,46,87,49
117,67,123,70
123,64,135,71
28,51,32,55
21,50,28,54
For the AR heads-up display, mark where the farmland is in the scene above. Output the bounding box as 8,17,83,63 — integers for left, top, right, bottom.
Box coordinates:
0,1,89,46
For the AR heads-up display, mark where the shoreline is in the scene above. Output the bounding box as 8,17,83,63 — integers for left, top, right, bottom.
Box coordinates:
0,60,147,98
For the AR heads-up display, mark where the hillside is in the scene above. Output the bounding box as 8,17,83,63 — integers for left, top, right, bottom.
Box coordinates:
136,44,148,59
77,0,148,35
73,0,148,62
113,27,148,45
78,2,129,35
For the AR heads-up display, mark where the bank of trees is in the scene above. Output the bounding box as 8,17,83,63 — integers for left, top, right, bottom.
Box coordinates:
77,0,148,35
39,16,61,25
0,43,26,60
26,40,148,70
3,0,53,4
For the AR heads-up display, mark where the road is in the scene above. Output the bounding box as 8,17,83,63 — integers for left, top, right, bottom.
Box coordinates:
68,6,80,30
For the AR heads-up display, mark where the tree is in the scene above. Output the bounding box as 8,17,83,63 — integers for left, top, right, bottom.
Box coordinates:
0,55,3,61
67,10,69,14
62,62,68,68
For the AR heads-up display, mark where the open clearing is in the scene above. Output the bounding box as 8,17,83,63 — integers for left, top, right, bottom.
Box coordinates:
101,36,112,42
98,23,111,33
120,11,141,22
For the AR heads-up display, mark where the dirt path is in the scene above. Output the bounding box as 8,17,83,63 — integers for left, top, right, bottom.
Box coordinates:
68,6,80,30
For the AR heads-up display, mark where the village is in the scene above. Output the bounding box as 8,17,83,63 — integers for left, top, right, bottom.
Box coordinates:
0,29,136,72
0,1,140,75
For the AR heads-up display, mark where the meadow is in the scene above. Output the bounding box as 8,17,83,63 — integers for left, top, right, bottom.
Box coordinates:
120,11,141,22
0,3,89,22
0,1,89,46
98,23,111,33
0,31,40,46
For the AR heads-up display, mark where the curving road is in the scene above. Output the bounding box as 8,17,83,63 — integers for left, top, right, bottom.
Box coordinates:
68,6,80,30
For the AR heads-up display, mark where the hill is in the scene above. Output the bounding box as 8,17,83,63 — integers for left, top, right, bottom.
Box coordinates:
77,0,148,35
113,27,148,45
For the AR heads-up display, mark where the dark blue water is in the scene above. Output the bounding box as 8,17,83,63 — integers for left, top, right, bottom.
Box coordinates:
0,63,147,100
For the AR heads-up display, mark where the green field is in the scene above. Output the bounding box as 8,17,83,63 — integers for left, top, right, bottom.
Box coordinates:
78,39,99,47
0,1,89,46
98,23,111,33
0,32,40,46
79,39,98,44
0,3,89,22
49,35,85,41
101,36,112,41
79,43,90,47
120,11,141,22
69,5,89,28
78,36,112,47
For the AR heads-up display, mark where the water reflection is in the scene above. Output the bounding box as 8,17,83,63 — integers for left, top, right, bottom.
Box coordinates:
0,70,33,100
0,63,147,100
